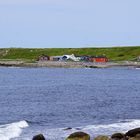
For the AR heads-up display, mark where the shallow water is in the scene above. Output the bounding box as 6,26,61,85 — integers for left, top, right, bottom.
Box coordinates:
0,67,140,140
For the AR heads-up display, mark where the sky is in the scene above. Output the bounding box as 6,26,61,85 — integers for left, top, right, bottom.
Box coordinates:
0,0,140,48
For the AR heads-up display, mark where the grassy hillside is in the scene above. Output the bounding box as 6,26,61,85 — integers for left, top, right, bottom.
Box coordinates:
0,46,140,61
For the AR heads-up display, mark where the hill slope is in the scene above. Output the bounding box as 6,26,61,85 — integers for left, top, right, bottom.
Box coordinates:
0,46,140,61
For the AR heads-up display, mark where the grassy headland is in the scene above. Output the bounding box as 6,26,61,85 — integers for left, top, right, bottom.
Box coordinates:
0,46,140,61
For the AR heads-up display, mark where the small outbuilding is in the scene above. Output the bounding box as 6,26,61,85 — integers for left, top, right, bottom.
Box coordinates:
38,55,50,61
79,56,90,61
50,56,63,61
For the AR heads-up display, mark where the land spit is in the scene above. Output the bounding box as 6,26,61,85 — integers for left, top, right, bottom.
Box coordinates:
0,60,140,68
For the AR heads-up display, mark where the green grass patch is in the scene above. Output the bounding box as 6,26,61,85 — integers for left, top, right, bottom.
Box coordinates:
0,46,140,61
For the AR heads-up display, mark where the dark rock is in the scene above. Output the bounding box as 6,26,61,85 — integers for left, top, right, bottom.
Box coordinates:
94,135,110,140
66,132,90,140
111,133,125,139
63,127,72,130
76,128,82,130
32,134,45,140
125,128,140,137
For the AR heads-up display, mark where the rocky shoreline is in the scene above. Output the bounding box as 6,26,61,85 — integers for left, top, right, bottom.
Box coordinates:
32,127,140,140
0,60,140,68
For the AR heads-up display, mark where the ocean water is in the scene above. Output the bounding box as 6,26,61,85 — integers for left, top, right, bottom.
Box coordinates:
0,67,140,140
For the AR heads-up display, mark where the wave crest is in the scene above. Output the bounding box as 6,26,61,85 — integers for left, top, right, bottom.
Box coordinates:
0,120,29,140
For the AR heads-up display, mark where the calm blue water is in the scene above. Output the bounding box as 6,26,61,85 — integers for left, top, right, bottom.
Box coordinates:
0,67,140,140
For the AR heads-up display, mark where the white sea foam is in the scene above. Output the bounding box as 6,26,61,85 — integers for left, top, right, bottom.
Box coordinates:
0,119,139,140
136,68,140,70
0,120,29,140
82,119,140,136
43,119,140,140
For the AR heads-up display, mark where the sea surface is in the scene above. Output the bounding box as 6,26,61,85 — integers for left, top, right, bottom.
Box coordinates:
0,67,140,140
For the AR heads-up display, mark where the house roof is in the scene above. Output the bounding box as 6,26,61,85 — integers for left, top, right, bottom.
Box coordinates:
89,56,107,58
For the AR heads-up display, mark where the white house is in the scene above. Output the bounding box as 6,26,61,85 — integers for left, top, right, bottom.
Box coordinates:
61,54,80,61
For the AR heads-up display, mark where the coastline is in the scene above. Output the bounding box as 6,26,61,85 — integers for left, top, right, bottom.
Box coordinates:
0,60,140,68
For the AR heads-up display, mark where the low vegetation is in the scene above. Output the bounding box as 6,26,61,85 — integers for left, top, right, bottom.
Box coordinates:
0,46,140,61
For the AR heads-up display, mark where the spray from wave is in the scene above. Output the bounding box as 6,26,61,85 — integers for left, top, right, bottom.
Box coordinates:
0,120,28,140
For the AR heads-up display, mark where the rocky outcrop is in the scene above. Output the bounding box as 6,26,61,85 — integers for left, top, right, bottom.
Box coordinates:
66,132,90,140
31,127,140,140
125,128,140,137
63,127,72,130
32,134,45,140
111,133,125,140
94,135,110,140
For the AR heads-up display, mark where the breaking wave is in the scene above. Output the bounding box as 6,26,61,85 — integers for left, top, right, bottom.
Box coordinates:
0,119,139,140
0,120,28,140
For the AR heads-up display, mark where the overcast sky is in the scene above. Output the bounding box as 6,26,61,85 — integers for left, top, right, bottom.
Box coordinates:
0,0,140,48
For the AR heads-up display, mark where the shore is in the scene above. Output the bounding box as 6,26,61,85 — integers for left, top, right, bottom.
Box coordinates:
0,60,140,68
33,127,140,140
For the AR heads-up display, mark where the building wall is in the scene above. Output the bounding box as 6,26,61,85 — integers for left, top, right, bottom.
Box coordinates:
89,57,108,62
95,58,108,62
38,56,50,61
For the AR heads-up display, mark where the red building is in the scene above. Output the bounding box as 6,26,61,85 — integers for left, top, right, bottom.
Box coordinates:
89,56,108,62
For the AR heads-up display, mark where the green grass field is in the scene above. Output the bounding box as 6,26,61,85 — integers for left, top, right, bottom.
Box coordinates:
0,46,140,61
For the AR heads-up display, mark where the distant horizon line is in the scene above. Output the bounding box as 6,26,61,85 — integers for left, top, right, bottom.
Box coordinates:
0,45,140,49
